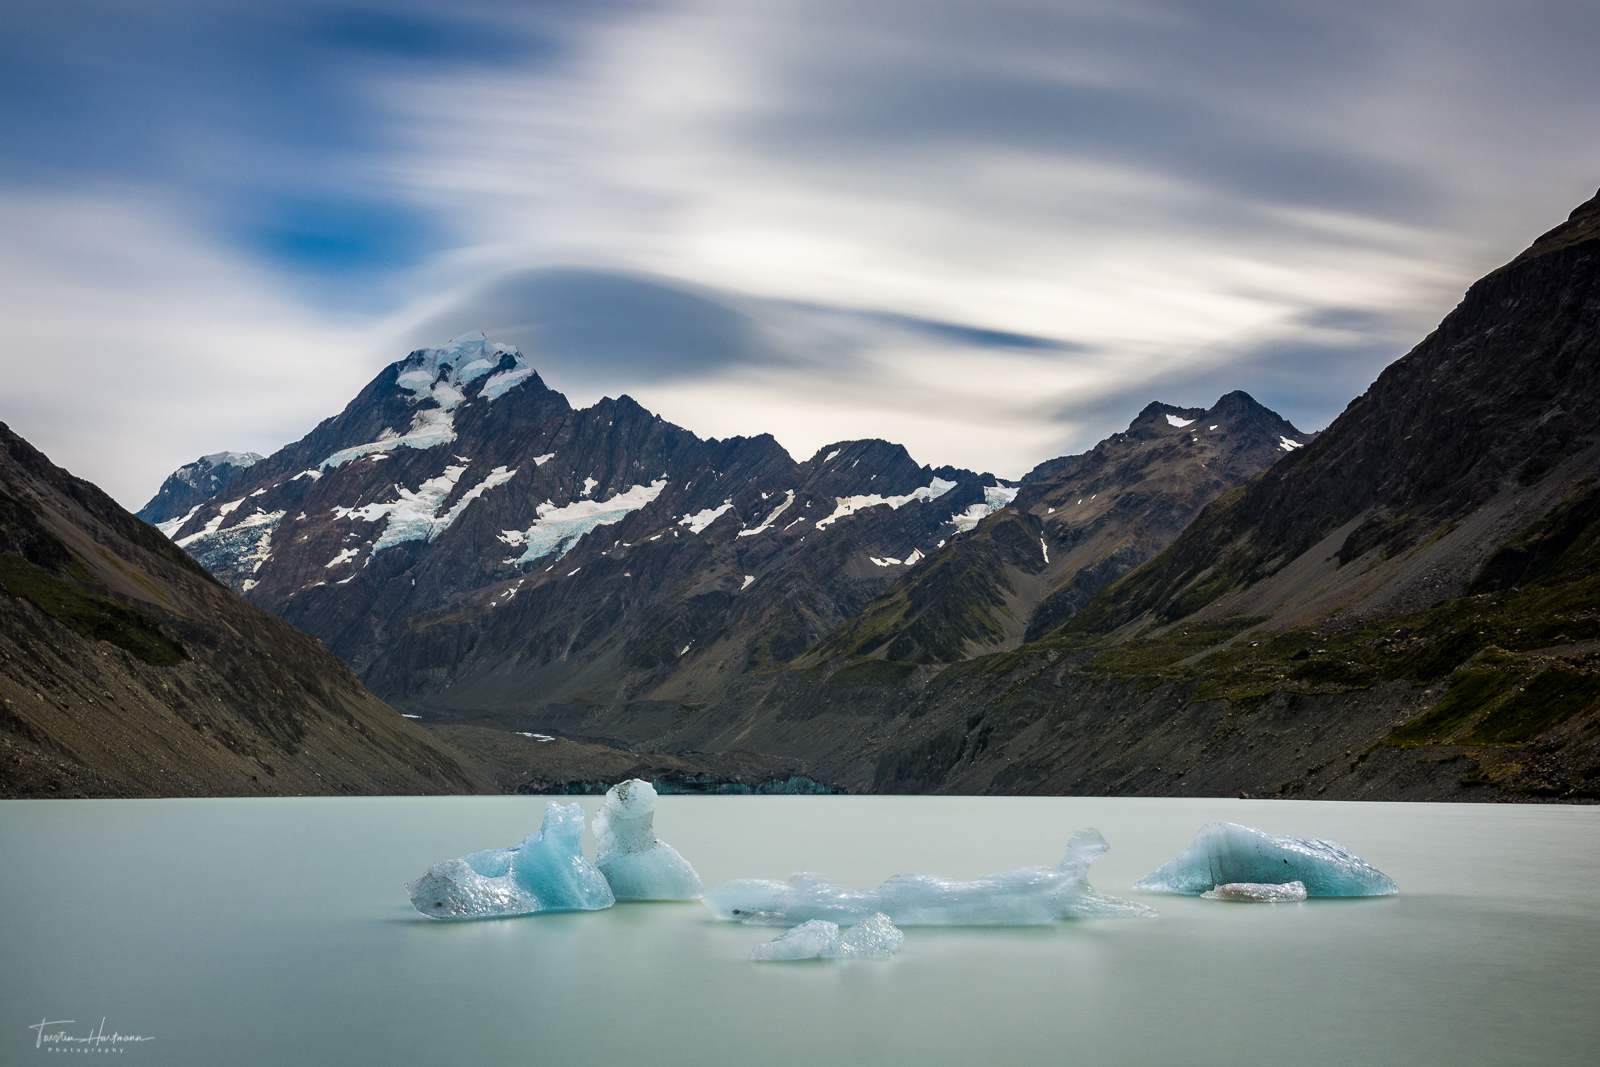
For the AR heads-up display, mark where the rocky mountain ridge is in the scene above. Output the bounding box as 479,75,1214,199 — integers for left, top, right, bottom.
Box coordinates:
146,332,1307,724
803,391,1313,670
137,450,264,527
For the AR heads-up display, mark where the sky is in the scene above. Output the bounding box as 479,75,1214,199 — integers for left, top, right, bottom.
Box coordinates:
2,0,1597,507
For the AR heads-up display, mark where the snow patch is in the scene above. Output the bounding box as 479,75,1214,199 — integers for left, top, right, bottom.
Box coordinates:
823,449,840,464
679,501,734,534
741,575,755,591
325,547,360,569
1278,436,1304,452
948,485,1018,533
175,498,243,547
739,489,795,537
904,548,925,566
532,453,556,467
502,480,667,565
154,505,200,539
1166,414,1194,427
581,477,598,497
333,464,518,554
816,477,957,529
868,556,903,567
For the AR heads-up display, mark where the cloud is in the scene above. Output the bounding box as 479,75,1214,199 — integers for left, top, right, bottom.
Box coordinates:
2,0,1597,498
0,188,383,506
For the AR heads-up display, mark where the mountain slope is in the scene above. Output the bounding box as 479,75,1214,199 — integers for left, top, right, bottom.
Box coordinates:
1061,189,1600,639
0,422,486,798
803,392,1312,667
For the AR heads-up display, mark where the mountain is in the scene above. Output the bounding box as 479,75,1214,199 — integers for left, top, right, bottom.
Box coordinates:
801,392,1313,669
136,450,264,527
146,330,1309,747
579,187,1599,802
149,332,1015,719
0,422,486,798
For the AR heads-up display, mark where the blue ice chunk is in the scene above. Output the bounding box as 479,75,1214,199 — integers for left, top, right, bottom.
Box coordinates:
749,913,905,961
406,800,615,919
704,828,1156,926
1132,822,1398,897
593,779,703,901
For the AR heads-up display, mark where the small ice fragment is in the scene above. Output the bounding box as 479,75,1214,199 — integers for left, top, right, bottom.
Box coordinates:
704,828,1154,926
836,912,905,958
749,913,905,961
405,801,615,919
592,779,703,901
1202,881,1307,903
1133,822,1397,897
750,919,842,961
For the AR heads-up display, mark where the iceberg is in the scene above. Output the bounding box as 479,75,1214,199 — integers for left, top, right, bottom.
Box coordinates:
592,779,703,901
1202,881,1308,903
406,801,615,919
703,828,1155,926
1133,823,1397,897
749,913,905,961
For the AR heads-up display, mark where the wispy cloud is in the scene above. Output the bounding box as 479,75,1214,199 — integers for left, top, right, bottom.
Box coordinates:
2,0,1597,503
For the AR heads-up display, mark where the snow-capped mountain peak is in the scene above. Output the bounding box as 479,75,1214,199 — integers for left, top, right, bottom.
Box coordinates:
317,334,539,470
393,332,534,410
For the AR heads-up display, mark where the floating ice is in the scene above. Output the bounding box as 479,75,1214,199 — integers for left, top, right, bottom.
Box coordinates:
1202,881,1307,903
703,828,1154,926
749,913,905,961
405,801,614,919
1133,823,1397,897
592,779,703,901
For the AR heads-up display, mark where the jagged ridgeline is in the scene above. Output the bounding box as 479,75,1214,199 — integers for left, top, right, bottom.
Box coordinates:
146,329,1306,721
0,423,486,798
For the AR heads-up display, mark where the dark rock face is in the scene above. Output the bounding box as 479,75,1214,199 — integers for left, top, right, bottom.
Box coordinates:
136,451,264,526
0,422,487,798
803,392,1313,666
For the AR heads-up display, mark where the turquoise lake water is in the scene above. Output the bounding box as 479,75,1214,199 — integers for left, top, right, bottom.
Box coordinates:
2,796,1596,1066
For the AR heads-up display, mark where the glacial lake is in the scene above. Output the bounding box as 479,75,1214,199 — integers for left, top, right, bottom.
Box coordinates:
2,796,1596,1066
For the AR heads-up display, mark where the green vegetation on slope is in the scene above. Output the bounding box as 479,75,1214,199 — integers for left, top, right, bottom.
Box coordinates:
807,511,1033,665
0,553,186,666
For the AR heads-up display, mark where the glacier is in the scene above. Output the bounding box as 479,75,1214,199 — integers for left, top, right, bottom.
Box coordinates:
1132,823,1397,897
405,801,615,919
592,779,703,901
702,828,1155,926
500,480,667,565
749,913,905,961
332,463,517,556
949,483,1020,532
